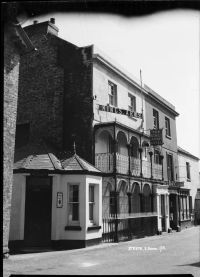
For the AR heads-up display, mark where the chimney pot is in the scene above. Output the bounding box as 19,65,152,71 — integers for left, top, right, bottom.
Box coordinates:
33,20,38,24
50,18,55,24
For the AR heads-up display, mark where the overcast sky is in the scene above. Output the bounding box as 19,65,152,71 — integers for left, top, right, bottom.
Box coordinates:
23,10,200,159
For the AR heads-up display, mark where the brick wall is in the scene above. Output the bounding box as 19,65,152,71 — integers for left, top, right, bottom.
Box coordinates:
57,41,94,163
16,21,94,164
15,26,65,162
3,26,20,254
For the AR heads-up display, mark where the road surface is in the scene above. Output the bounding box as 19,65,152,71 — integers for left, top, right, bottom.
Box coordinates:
3,226,200,276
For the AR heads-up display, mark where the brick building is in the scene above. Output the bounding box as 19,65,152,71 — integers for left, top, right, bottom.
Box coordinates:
11,18,182,250
3,17,34,255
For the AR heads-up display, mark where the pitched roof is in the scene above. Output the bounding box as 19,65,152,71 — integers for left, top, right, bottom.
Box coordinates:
178,146,199,161
14,153,62,171
61,154,101,173
14,153,101,175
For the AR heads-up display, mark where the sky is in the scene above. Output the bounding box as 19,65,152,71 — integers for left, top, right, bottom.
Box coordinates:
23,10,200,159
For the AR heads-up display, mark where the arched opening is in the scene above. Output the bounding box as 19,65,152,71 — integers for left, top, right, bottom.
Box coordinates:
95,130,114,172
130,136,140,176
143,184,152,212
154,148,161,164
130,136,139,158
95,130,114,154
142,141,149,160
131,183,141,213
102,182,113,218
116,132,128,174
119,180,128,215
117,131,128,156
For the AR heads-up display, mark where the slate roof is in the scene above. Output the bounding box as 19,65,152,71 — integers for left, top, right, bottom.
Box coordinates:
14,153,62,171
14,153,101,174
61,154,101,173
178,146,199,161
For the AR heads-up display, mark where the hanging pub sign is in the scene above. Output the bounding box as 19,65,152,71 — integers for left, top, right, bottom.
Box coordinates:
57,192,63,208
150,129,163,146
98,104,143,119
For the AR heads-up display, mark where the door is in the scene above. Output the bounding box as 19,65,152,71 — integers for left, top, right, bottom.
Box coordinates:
169,194,177,229
24,176,52,247
161,195,166,231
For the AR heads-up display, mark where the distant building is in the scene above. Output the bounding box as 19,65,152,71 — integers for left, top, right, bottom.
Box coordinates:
10,19,182,251
175,147,200,229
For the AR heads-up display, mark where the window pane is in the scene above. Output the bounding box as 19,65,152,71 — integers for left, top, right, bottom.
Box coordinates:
89,186,94,202
153,109,159,129
69,185,79,202
89,203,94,220
72,203,79,221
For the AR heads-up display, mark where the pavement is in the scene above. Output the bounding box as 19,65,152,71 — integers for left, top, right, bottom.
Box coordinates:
3,226,200,276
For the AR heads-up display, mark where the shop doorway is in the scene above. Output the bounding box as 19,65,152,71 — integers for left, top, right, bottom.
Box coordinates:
169,194,178,230
161,195,166,231
24,176,52,247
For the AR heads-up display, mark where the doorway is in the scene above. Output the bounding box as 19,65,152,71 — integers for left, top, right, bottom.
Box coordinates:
24,176,52,247
161,194,166,231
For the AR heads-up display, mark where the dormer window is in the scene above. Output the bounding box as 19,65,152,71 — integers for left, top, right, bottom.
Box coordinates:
108,81,117,107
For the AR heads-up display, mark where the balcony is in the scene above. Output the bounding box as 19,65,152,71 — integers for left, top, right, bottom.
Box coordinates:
95,153,162,180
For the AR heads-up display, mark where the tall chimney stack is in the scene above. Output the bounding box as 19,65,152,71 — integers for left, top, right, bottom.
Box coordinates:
24,18,59,37
50,18,55,24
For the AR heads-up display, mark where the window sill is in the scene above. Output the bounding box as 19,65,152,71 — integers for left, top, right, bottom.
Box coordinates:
87,225,101,231
165,135,172,140
65,226,82,231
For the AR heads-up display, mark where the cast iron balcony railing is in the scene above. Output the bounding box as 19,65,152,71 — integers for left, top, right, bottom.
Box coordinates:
142,160,151,179
116,153,129,174
95,153,162,180
153,163,162,180
95,153,113,173
130,157,140,176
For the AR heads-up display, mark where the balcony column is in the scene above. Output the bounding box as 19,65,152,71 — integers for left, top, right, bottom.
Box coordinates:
151,193,154,212
113,139,117,174
138,147,143,177
149,150,153,179
139,192,144,212
160,154,164,181
127,143,131,176
127,192,132,214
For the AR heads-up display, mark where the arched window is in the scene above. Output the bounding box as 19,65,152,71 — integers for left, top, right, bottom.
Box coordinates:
143,184,151,212
131,183,141,213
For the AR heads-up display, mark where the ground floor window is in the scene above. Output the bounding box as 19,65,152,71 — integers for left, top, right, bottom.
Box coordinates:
89,184,95,223
180,191,191,221
68,184,79,225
